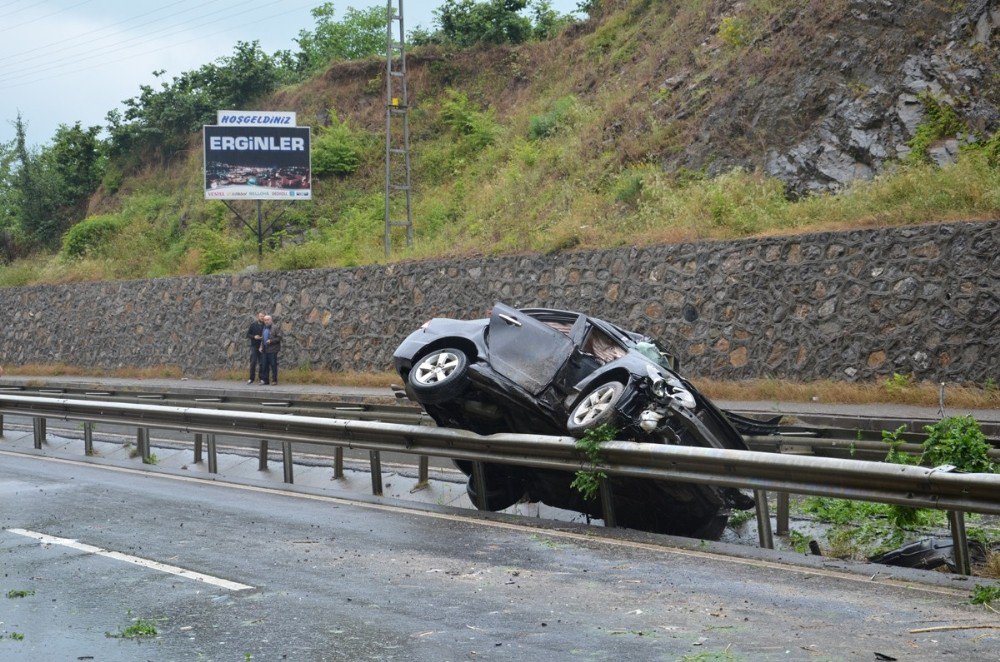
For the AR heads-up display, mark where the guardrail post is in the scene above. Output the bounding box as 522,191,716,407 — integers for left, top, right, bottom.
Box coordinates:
32,417,45,449
754,489,774,549
370,451,383,496
282,442,294,484
194,433,203,463
84,421,93,455
418,455,429,485
258,440,269,471
776,492,790,535
0,413,4,436
136,428,150,463
333,447,344,479
599,477,617,528
948,510,971,576
206,434,218,474
470,462,488,511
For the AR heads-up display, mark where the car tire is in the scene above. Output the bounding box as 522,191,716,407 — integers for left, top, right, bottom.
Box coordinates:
566,381,625,437
407,348,469,404
466,471,525,512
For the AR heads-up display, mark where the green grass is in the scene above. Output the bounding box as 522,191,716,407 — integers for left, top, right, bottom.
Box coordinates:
971,584,1000,605
3,142,995,286
106,617,159,639
6,589,35,599
797,495,948,558
0,0,995,287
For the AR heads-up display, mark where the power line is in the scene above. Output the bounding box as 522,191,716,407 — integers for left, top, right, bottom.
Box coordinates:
0,0,97,35
0,0,203,66
0,2,252,85
0,0,50,18
0,2,238,80
0,2,316,93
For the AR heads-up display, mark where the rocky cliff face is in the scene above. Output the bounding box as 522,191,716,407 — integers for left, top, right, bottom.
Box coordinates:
657,0,1000,195
766,0,999,194
273,1,1000,202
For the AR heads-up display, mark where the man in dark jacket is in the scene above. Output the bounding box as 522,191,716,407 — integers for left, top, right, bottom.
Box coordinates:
260,315,282,385
246,311,265,384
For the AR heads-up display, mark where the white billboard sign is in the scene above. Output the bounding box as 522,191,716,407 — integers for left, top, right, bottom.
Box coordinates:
216,110,297,127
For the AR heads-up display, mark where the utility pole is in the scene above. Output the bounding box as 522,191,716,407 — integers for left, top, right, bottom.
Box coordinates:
384,0,413,257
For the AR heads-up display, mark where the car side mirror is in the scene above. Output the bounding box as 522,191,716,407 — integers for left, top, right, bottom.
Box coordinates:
662,352,680,372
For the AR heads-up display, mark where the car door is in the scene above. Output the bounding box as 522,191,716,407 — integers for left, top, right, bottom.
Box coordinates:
487,303,576,395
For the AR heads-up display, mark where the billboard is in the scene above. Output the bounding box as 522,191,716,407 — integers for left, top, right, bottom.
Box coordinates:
203,125,311,200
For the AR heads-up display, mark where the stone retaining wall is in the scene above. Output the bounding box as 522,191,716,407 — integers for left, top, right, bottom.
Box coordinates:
2,220,996,383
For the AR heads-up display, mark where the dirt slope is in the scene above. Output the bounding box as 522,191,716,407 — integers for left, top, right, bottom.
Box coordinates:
272,0,999,196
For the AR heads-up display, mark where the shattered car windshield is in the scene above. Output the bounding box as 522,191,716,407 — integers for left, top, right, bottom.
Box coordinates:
634,341,674,371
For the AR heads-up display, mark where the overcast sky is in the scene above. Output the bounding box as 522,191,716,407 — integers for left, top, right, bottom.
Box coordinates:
0,0,579,147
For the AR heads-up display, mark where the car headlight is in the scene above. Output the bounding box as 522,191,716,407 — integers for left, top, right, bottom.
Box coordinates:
671,388,696,409
650,379,669,399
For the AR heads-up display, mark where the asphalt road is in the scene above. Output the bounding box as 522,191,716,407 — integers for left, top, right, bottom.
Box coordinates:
1,452,998,661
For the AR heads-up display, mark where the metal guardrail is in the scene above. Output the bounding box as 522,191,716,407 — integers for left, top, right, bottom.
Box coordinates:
2,393,998,574
0,384,424,420
4,383,998,453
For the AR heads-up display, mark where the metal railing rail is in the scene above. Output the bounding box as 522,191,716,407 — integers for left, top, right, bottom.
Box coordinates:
3,394,997,574
5,382,998,441
6,385,1000,452
0,384,426,420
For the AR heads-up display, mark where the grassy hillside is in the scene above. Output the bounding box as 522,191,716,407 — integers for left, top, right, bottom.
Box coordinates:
1,0,998,286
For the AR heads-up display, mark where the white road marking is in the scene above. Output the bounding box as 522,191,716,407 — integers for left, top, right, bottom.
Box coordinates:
6,528,254,592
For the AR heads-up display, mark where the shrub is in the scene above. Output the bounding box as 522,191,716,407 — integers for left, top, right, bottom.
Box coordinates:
972,584,1000,605
313,115,362,177
983,129,1000,168
439,90,496,150
718,16,750,49
273,241,334,270
883,372,914,394
61,215,126,258
185,226,241,274
528,96,579,139
570,423,616,500
613,170,645,206
921,416,995,473
101,162,124,195
906,93,965,163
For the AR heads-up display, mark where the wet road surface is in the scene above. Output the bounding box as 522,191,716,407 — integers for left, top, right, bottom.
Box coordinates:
1,450,998,661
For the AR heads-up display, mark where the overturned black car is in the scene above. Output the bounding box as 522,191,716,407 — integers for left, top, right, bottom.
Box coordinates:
393,303,757,539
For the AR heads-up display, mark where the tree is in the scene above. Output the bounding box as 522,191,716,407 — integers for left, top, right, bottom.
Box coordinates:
41,122,104,203
435,0,533,47
204,41,281,109
425,0,572,47
12,114,60,246
109,41,280,163
0,137,19,259
293,3,387,73
530,0,572,39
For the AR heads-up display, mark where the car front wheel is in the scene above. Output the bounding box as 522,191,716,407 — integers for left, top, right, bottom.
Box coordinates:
407,348,469,404
566,380,625,437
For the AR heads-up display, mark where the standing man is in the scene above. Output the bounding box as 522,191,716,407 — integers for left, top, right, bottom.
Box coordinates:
260,315,282,385
246,311,265,384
